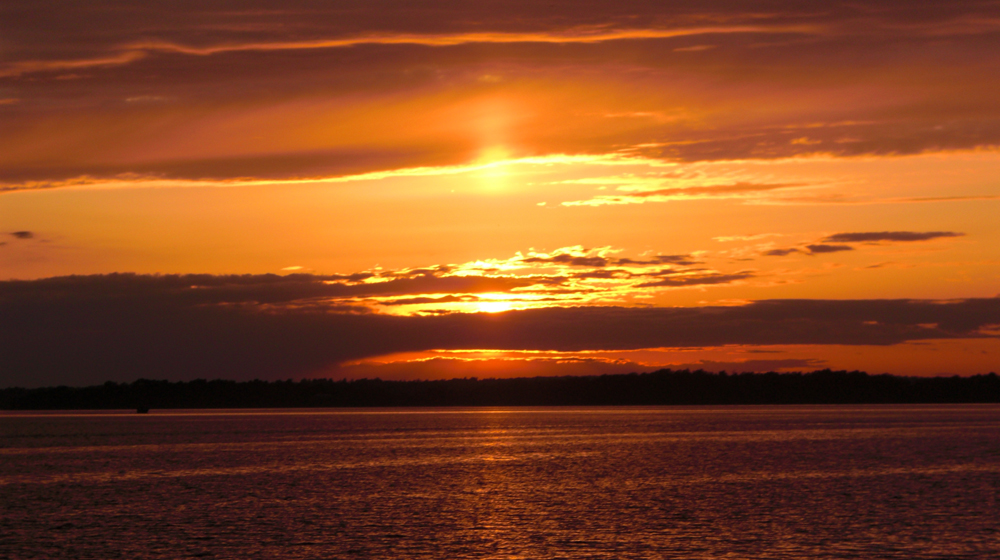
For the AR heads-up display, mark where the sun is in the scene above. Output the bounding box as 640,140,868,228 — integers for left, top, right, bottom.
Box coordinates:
476,146,512,165
476,299,516,313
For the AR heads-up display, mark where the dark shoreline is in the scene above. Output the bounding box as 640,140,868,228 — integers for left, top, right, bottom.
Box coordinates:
3,369,999,410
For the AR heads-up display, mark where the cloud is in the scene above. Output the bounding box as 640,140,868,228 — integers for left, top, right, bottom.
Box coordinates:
636,271,754,287
0,272,550,309
4,272,1000,386
469,246,710,280
2,25,817,79
561,182,807,206
673,358,827,372
822,231,964,243
335,356,658,381
9,231,33,239
714,234,781,243
0,246,746,318
673,45,716,52
762,229,966,259
7,1,999,80
898,195,1000,203
615,254,702,266
571,269,635,280
124,95,170,104
4,273,1000,386
516,250,702,269
633,182,804,198
4,2,1000,188
522,254,609,267
379,295,479,306
763,248,802,257
805,244,855,254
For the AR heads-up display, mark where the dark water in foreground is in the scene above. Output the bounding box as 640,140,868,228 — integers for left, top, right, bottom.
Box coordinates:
2,406,999,559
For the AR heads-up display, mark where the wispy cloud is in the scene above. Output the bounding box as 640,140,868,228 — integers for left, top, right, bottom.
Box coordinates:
561,182,809,206
805,244,854,255
636,271,755,287
714,233,782,243
763,248,803,257
0,25,815,78
822,231,964,243
0,153,658,194
762,230,966,258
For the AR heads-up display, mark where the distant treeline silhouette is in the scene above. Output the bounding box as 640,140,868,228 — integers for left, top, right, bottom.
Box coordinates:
2,369,1000,409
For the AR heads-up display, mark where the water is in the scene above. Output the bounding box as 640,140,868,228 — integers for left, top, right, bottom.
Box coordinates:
2,406,999,559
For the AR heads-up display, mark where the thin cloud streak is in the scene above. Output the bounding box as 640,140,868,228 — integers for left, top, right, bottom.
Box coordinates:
0,153,656,193
561,182,810,206
0,25,813,78
805,244,854,255
823,231,964,243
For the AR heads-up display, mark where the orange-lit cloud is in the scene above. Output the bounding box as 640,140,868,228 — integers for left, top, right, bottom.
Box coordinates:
5,2,1000,187
4,1,1000,386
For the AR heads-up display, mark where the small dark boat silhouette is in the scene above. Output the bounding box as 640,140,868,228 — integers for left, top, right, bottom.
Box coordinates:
136,406,150,414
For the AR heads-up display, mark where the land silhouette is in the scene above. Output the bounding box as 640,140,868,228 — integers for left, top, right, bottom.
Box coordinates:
2,369,999,409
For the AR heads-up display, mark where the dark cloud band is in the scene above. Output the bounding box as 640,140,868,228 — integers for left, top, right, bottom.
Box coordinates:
2,274,998,387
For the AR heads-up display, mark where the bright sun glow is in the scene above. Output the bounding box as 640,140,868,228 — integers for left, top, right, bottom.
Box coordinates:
475,299,516,313
476,146,512,164
474,146,514,192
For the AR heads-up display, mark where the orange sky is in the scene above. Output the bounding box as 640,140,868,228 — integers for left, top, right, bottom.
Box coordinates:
2,1,999,385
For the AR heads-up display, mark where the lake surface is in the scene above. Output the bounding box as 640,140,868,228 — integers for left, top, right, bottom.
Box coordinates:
2,406,999,559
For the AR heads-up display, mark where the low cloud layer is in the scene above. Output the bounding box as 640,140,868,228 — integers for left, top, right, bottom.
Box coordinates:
3,273,998,387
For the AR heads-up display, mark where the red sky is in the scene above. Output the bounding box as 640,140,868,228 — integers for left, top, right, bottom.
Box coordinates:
2,1,999,386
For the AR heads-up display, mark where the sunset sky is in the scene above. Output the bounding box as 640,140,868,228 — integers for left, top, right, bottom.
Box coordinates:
2,0,1000,387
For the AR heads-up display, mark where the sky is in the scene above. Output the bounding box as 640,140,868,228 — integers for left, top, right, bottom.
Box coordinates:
2,0,1000,387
